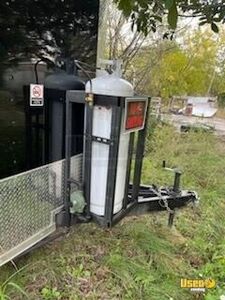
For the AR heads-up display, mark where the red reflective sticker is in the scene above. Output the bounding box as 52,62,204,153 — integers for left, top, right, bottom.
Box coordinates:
125,101,146,130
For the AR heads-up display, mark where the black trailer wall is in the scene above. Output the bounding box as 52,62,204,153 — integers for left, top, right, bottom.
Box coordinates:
0,0,99,179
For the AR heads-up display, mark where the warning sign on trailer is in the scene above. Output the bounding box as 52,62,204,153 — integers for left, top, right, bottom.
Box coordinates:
124,97,148,133
30,84,44,106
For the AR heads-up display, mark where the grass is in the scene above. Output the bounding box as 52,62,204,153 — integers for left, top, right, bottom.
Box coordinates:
0,266,29,300
1,122,225,299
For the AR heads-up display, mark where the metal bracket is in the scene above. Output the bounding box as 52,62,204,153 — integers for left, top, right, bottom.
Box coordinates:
92,136,112,145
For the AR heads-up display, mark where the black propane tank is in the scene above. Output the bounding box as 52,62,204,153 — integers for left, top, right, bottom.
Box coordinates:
44,60,85,163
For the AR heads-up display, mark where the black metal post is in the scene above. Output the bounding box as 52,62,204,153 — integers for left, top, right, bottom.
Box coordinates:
44,89,49,164
123,132,135,209
132,98,150,202
84,103,93,215
173,170,182,193
64,98,72,227
104,105,122,227
24,86,32,170
168,210,176,227
63,91,86,226
35,113,40,166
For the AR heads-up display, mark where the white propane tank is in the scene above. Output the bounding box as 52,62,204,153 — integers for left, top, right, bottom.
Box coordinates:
86,61,134,216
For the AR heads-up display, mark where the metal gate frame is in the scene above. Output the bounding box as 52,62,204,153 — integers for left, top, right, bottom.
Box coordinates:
0,154,83,267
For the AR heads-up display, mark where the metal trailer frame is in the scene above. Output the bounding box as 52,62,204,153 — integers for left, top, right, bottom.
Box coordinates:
65,91,197,229
0,90,197,267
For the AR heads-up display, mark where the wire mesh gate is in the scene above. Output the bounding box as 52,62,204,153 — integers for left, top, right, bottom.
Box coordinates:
0,154,83,267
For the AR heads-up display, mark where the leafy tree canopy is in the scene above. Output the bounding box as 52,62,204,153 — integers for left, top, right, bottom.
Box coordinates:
132,29,225,98
0,0,99,66
114,0,225,34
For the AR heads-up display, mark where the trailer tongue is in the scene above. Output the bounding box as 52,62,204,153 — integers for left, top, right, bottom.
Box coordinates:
0,60,198,267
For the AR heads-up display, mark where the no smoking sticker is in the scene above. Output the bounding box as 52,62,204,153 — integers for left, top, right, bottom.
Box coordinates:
30,84,44,106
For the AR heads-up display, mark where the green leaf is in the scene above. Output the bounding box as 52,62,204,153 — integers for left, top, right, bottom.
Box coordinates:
211,22,219,33
117,0,133,17
164,0,174,10
2,265,29,287
168,1,178,29
199,21,207,26
6,282,29,299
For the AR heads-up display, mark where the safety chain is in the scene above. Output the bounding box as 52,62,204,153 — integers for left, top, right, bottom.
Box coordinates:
151,187,175,214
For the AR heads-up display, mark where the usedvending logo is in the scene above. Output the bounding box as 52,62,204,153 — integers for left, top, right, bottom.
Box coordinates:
180,278,216,293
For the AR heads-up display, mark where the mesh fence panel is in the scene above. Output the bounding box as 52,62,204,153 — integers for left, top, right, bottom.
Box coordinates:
0,154,83,265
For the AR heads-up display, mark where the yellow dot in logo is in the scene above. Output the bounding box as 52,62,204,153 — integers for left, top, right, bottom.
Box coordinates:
205,279,216,289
